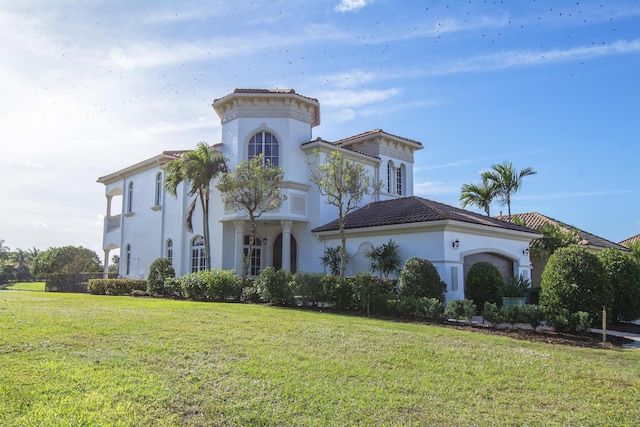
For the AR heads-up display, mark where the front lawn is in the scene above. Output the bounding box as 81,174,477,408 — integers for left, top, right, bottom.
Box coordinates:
1,291,638,426
2,282,45,292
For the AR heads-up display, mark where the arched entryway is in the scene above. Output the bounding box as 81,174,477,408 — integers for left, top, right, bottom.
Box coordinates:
273,233,298,273
463,252,515,283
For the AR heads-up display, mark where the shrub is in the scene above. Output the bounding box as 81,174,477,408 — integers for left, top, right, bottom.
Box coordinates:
131,289,147,297
444,299,476,323
540,245,612,326
498,305,521,329
502,275,530,298
398,257,446,302
147,258,175,297
255,267,293,306
321,274,353,310
545,308,571,333
392,297,443,320
573,311,591,336
241,278,261,303
521,305,545,330
482,302,500,326
181,272,209,301
163,277,184,299
206,269,240,301
596,248,640,322
291,272,324,307
88,279,146,296
464,262,503,313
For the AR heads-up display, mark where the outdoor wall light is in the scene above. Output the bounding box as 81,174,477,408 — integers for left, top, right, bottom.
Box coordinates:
452,239,460,249
263,223,268,245
523,248,530,255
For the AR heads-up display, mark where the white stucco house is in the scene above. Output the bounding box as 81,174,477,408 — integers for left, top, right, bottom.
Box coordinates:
98,88,540,300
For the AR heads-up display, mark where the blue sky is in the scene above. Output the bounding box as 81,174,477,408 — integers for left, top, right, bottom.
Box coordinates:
1,0,639,258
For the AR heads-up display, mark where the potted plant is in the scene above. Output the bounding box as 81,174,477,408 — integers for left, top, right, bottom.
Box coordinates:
502,275,530,307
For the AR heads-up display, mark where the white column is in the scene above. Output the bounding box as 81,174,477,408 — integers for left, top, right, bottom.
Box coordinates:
103,248,111,279
234,220,245,277
281,220,292,272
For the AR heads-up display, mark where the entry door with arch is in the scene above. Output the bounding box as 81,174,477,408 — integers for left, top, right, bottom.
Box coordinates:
272,233,297,273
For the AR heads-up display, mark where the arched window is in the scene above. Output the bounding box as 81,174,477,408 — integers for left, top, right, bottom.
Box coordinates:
387,161,394,194
166,239,173,264
273,233,297,273
127,181,134,213
154,172,162,206
191,236,206,272
243,235,262,276
125,244,131,275
248,131,279,166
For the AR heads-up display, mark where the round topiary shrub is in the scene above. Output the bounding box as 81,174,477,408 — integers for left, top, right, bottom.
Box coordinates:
398,257,446,302
147,258,175,297
540,245,612,326
596,248,640,322
464,262,503,313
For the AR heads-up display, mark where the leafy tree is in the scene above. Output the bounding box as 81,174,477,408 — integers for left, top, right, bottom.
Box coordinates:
465,262,503,312
459,177,497,216
216,153,286,277
147,258,176,296
540,245,612,325
307,150,381,278
108,254,120,275
530,222,580,262
596,248,640,322
31,246,101,279
482,161,536,217
164,142,228,271
398,257,446,302
366,239,401,278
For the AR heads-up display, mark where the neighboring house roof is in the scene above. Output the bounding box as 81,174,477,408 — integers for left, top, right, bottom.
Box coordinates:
495,212,629,252
619,233,640,248
300,137,381,161
334,128,423,148
312,196,538,234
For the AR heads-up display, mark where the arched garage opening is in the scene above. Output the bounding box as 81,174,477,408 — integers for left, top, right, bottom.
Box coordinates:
463,252,515,284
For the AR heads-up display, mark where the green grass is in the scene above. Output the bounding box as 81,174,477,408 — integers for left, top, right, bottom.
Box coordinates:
2,282,45,291
1,291,639,426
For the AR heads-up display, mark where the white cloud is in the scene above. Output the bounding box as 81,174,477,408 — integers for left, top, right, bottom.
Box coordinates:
318,88,401,108
335,0,373,13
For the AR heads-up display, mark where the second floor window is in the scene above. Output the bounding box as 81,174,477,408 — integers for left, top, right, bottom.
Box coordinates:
154,172,162,206
127,181,134,213
248,131,279,166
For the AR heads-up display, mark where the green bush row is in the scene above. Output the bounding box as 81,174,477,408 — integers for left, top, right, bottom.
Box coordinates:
87,279,147,296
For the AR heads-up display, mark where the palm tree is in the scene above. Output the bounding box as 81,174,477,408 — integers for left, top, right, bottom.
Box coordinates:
459,178,497,216
482,161,537,217
0,239,10,263
628,241,640,266
366,239,401,279
164,142,228,270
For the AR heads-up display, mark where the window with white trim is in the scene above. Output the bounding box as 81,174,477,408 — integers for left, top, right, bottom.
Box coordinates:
191,236,206,272
248,131,279,166
386,161,405,195
243,235,262,276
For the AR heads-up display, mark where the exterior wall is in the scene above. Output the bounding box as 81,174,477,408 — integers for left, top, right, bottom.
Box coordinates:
316,225,534,302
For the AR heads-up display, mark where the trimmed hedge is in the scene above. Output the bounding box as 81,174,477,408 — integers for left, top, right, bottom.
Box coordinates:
398,257,446,302
464,262,503,313
88,279,147,296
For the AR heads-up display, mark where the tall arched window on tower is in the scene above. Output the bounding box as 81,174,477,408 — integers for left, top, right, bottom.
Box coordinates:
191,236,206,272
248,131,279,166
127,181,134,213
154,172,162,206
387,160,394,194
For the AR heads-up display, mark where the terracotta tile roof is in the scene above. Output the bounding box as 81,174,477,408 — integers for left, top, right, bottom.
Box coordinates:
300,137,380,160
619,233,640,248
495,212,629,251
334,128,423,147
312,196,538,234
